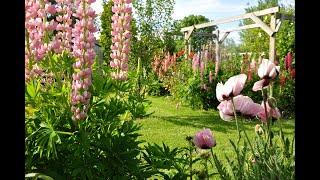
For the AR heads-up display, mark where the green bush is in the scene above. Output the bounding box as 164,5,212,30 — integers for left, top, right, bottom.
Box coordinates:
274,78,295,118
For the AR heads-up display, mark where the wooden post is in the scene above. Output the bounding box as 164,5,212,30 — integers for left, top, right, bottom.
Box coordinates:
188,40,191,55
184,32,188,59
269,14,276,62
269,14,277,97
214,30,220,77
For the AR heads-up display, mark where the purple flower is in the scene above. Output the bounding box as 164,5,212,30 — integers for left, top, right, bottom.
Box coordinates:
193,129,216,149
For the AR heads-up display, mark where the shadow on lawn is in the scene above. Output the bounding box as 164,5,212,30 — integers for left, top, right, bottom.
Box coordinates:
151,113,294,134
152,114,249,133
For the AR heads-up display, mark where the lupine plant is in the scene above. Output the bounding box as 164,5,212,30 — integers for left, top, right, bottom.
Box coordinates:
25,0,151,179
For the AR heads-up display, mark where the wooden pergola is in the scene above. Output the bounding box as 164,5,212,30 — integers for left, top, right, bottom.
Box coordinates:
180,6,295,76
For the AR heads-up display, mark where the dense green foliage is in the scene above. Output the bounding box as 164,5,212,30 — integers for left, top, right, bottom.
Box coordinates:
132,0,175,71
173,14,217,52
99,0,113,62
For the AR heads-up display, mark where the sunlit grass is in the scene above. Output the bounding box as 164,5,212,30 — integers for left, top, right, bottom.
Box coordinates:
136,96,295,179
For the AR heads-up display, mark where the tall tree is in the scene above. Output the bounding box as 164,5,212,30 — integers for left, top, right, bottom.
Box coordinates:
132,0,175,71
100,0,113,62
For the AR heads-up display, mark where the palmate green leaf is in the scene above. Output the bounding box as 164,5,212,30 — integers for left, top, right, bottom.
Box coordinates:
26,79,41,99
28,122,62,160
25,173,54,180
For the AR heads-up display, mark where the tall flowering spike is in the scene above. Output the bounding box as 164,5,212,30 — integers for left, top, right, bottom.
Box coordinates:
193,128,216,149
285,52,293,71
25,0,74,82
192,52,200,71
200,60,204,81
25,0,47,62
25,0,52,81
110,0,132,80
54,0,75,52
71,0,97,121
291,68,295,79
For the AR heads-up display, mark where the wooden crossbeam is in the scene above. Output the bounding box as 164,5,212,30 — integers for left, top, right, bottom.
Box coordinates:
250,14,274,36
219,32,230,43
184,26,195,40
181,6,279,32
275,19,282,32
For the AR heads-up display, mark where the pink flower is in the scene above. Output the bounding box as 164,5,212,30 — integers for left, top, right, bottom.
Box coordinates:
217,95,263,121
253,59,280,92
193,129,216,149
234,95,263,117
257,101,281,122
71,0,96,121
200,60,205,81
192,52,200,71
45,4,56,14
257,59,280,79
285,52,293,71
216,74,247,102
217,100,234,121
291,68,295,79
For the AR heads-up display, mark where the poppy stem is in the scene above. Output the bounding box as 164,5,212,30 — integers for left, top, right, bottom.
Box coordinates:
261,89,269,125
189,146,193,180
261,88,271,144
231,97,240,141
269,82,273,97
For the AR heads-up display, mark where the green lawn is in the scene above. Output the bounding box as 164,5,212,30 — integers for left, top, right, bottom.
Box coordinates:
137,96,294,148
137,96,294,169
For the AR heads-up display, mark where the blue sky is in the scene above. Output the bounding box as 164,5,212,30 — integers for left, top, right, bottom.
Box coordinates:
91,0,294,43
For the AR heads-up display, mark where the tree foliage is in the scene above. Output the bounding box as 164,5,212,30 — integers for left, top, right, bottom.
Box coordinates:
100,0,113,62
173,15,217,52
132,0,175,71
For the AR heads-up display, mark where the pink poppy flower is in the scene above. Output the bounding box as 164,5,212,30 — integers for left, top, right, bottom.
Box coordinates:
193,128,216,149
216,74,247,102
217,95,263,121
253,59,280,91
257,101,281,122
